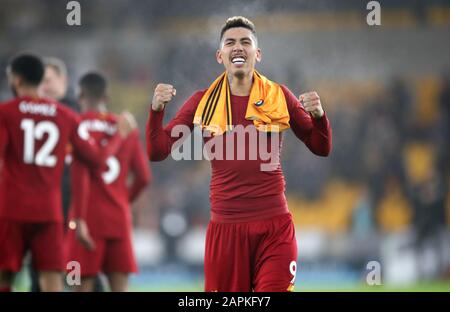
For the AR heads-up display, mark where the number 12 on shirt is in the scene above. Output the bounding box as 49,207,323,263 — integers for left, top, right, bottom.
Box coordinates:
21,118,60,167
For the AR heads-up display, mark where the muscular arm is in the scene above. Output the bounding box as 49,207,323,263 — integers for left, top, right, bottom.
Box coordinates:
128,130,151,202
282,85,332,156
146,91,204,161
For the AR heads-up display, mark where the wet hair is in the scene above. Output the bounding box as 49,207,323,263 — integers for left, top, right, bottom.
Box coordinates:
220,16,257,42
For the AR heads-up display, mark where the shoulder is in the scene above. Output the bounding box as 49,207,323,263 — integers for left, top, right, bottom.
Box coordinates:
108,112,120,125
56,101,81,127
0,97,18,106
60,96,79,112
0,98,20,113
187,90,207,104
192,89,207,98
179,89,207,112
55,99,77,117
279,85,297,101
108,111,118,120
0,99,14,123
279,84,301,110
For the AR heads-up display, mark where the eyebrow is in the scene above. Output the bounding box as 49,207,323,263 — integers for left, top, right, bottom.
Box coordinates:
223,36,253,43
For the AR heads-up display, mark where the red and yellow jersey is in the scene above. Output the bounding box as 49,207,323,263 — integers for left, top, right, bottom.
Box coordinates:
147,85,332,222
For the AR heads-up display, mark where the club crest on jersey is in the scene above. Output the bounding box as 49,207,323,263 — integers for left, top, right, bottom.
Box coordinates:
255,99,264,107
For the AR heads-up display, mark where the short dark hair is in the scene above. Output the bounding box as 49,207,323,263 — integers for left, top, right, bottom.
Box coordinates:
8,54,45,86
220,16,257,41
79,72,107,100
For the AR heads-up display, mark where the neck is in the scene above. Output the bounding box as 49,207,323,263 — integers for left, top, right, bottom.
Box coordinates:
228,71,253,96
16,86,39,99
86,102,107,113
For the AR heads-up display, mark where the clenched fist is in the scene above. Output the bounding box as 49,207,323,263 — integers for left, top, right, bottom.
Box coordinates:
299,91,324,119
152,83,177,112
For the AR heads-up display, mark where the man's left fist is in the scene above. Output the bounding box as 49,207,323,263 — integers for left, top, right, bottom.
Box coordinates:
299,91,324,119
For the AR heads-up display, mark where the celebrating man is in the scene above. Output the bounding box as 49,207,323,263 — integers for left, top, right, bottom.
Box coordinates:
147,17,332,292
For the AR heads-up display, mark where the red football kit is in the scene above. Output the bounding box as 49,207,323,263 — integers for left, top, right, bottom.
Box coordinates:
0,96,121,272
147,85,332,291
67,110,151,276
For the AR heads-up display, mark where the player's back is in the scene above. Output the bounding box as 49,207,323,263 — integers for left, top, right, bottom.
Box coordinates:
77,110,137,237
0,96,79,222
79,111,133,194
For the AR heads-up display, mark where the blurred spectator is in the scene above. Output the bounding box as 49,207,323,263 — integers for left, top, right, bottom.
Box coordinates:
411,167,447,279
38,57,78,222
39,57,79,112
438,72,450,174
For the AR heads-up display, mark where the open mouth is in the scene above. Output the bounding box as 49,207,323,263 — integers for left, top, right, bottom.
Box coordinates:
231,56,246,65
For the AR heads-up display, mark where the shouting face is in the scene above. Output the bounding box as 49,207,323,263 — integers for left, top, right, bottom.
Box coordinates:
216,27,261,79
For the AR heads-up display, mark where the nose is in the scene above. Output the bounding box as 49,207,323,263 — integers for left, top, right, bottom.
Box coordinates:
232,42,243,52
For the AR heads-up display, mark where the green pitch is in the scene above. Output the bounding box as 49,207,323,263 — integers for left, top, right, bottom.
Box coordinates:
128,281,450,292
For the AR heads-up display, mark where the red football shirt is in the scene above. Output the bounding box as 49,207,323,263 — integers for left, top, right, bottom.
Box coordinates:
0,96,122,222
147,85,332,222
0,120,6,219
70,110,151,238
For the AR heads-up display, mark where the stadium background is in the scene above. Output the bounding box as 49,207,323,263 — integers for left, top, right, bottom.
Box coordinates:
0,0,449,291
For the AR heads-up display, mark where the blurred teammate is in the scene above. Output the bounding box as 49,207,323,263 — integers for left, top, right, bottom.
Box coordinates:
26,57,78,292
39,58,80,218
39,57,106,292
147,17,332,291
67,72,151,292
0,54,135,292
39,57,78,111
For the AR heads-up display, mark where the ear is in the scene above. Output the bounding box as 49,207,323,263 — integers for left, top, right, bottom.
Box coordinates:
255,48,262,63
12,75,22,88
216,49,223,64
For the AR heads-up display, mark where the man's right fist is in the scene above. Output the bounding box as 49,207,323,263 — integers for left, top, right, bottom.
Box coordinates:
152,83,176,112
